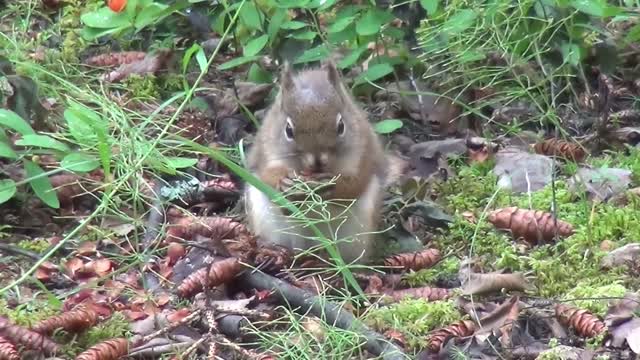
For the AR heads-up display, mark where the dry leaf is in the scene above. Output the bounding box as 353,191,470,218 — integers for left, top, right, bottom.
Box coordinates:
460,271,531,295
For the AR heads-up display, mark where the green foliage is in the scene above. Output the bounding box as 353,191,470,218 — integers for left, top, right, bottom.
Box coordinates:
366,299,461,350
123,74,161,100
17,238,50,253
563,283,628,316
373,119,404,134
0,298,59,327
69,312,131,354
404,257,460,287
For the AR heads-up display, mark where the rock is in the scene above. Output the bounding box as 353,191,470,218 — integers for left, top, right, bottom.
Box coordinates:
493,146,555,193
601,243,640,268
568,167,632,202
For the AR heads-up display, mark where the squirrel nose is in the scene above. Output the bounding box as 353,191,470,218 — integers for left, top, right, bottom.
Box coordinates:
303,153,325,173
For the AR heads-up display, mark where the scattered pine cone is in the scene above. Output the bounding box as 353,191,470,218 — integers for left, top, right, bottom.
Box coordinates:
488,207,574,245
165,216,250,244
534,138,587,162
427,320,476,352
0,335,19,360
32,305,99,335
177,257,245,298
0,317,60,355
383,249,441,272
75,338,129,360
85,51,147,67
555,304,606,338
384,287,452,302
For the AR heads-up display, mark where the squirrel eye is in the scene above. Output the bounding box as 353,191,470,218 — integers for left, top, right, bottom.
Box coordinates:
285,117,295,141
336,113,345,136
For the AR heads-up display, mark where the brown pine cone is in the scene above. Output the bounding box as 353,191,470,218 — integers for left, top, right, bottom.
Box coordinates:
488,207,574,245
427,320,476,352
384,248,441,271
32,305,98,335
534,139,587,162
555,304,606,338
75,338,129,360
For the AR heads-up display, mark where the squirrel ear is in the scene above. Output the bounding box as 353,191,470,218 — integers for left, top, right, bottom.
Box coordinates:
321,58,341,89
281,61,295,93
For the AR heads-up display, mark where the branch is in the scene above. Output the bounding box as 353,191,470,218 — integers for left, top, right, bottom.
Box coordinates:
240,271,409,360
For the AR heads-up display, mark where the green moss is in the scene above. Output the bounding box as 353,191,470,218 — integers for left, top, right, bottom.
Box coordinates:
563,284,628,316
124,74,161,100
0,298,59,327
62,312,131,357
365,299,461,350
17,238,50,253
404,257,460,287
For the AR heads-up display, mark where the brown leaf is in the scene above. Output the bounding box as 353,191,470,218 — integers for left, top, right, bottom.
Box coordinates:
167,308,191,324
215,82,274,119
77,242,97,256
601,243,640,269
64,258,85,278
460,271,531,295
383,287,452,302
383,248,441,272
488,207,574,245
555,304,607,338
474,296,520,347
75,338,129,360
166,242,185,266
605,293,640,326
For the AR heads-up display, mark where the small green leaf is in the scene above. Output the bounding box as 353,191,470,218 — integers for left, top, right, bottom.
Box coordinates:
218,55,261,70
280,21,307,30
240,2,263,31
560,42,581,66
80,26,127,41
327,16,355,33
374,119,403,134
195,47,207,72
356,9,394,36
24,160,59,209
355,63,394,85
61,153,101,172
274,0,311,7
625,24,640,43
182,43,202,73
0,179,16,205
442,9,477,34
134,3,170,29
289,30,317,41
419,0,439,14
0,109,35,135
81,7,131,29
294,45,330,64
569,0,614,16
267,8,287,42
0,142,16,159
165,157,198,169
15,134,70,152
338,45,368,69
247,63,273,83
243,34,269,56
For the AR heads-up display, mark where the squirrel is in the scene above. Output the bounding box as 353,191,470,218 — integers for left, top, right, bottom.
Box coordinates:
244,59,387,264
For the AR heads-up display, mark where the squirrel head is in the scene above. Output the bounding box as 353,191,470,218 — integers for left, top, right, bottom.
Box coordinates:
274,59,359,174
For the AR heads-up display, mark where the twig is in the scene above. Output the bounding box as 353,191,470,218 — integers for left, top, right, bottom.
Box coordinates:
140,309,202,344
0,243,41,260
240,270,409,360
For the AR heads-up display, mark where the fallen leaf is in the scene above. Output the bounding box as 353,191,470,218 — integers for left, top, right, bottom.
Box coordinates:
568,167,632,202
77,241,97,256
601,243,640,269
103,49,173,83
460,270,532,295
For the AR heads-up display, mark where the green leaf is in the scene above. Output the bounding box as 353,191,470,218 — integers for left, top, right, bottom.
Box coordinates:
294,45,330,64
0,179,16,205
81,7,131,29
247,63,273,83
569,0,617,16
218,55,261,70
560,42,581,66
195,46,207,72
442,9,477,34
274,0,311,7
374,119,403,134
240,2,263,31
24,160,59,209
625,24,640,43
165,157,198,169
419,0,439,14
280,21,307,30
134,3,170,30
356,9,394,36
243,34,269,56
289,30,317,41
337,45,368,69
327,16,355,33
80,26,127,41
61,153,101,172
0,142,16,159
354,63,394,85
0,109,35,135
64,105,99,144
267,8,287,42
15,134,70,152
183,43,202,73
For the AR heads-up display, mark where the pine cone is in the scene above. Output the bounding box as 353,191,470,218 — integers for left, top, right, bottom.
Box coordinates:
555,304,606,338
488,207,574,245
32,305,98,335
427,320,476,352
75,338,129,360
534,139,587,162
0,336,19,360
177,257,245,298
0,317,60,355
384,249,441,271
85,52,147,67
165,216,250,244
384,287,452,302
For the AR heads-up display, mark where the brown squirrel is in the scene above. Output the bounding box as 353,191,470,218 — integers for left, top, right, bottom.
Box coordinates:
244,60,387,264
